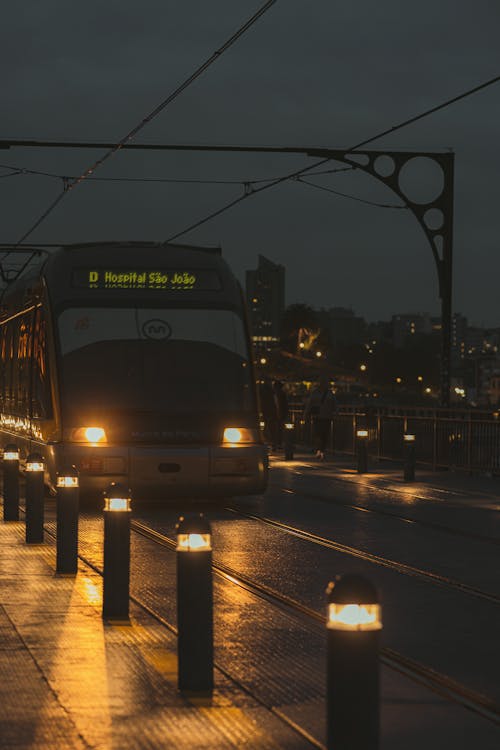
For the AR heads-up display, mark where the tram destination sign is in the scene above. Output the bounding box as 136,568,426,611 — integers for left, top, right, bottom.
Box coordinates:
72,268,221,291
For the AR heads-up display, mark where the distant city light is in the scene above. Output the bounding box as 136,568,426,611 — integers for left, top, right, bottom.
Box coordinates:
417,375,423,382
260,357,267,365
316,351,322,358
360,364,367,371
396,377,402,384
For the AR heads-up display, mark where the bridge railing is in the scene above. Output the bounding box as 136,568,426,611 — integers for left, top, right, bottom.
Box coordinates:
287,405,500,473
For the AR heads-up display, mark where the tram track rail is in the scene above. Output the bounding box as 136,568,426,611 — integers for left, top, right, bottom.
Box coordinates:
223,506,500,605
269,481,500,547
37,514,500,731
130,519,500,728
288,460,500,510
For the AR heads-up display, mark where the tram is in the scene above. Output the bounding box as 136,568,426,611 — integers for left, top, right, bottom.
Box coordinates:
0,242,268,501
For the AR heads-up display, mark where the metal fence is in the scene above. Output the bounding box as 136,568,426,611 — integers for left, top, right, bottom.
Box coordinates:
288,405,500,474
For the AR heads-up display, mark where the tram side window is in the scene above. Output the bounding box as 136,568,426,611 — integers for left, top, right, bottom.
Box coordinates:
2,321,15,412
32,311,52,418
0,324,7,409
15,313,32,414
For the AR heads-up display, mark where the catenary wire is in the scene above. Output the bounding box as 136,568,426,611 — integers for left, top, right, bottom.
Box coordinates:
0,161,353,187
9,0,278,253
163,72,500,242
296,176,408,209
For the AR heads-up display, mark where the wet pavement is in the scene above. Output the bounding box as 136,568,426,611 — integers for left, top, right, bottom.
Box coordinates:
1,452,500,748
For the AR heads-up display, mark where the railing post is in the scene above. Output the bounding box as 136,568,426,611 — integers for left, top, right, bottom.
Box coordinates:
432,413,438,471
466,413,472,473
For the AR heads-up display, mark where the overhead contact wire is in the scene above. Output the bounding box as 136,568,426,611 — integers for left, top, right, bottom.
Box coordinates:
10,0,278,251
296,176,408,209
164,72,500,242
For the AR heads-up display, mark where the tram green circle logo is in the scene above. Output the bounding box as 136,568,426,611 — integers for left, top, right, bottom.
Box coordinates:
142,319,172,340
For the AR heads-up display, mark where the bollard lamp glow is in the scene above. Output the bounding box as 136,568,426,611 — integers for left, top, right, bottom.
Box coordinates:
326,574,382,632
356,429,369,439
3,444,19,461
103,483,131,512
284,422,294,431
176,514,212,552
403,433,416,443
26,453,45,472
57,466,79,489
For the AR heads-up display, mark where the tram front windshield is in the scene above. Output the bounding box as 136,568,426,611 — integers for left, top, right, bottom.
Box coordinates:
58,307,255,413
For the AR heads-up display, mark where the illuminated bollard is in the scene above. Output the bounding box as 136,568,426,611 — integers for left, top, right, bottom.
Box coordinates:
283,422,295,461
356,429,369,474
25,453,45,544
326,574,381,750
102,483,131,622
176,514,213,694
3,443,20,522
56,466,79,575
403,434,416,482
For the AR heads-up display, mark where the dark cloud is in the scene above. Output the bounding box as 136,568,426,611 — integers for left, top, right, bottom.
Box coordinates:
2,0,500,324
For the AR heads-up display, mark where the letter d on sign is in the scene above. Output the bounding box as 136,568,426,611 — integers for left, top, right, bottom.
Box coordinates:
89,271,99,283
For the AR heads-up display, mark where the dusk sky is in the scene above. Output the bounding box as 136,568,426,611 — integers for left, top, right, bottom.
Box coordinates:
2,1,499,325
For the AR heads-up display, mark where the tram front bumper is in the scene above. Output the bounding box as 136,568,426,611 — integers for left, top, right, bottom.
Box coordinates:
58,444,268,500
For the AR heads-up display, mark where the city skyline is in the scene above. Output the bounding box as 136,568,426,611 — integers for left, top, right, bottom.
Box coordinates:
2,1,500,326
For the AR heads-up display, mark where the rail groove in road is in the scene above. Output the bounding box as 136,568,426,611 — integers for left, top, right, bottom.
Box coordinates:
290,462,500,511
130,520,500,728
270,482,500,546
224,507,500,606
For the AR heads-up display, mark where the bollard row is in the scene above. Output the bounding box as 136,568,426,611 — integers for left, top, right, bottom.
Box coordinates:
1,446,381,741
353,428,417,481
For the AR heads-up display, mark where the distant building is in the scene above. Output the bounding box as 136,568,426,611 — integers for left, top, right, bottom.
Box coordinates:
392,313,432,348
245,255,285,351
366,320,392,345
465,326,486,357
451,313,468,365
318,307,366,348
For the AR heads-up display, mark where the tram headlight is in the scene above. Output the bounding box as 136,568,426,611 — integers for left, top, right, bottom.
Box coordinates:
222,427,257,445
70,427,107,444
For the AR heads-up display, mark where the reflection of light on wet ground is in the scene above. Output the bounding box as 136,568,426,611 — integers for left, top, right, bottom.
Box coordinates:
45,583,112,745
78,575,102,606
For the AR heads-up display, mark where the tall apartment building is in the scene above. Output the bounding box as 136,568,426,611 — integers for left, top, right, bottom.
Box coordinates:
245,255,285,351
